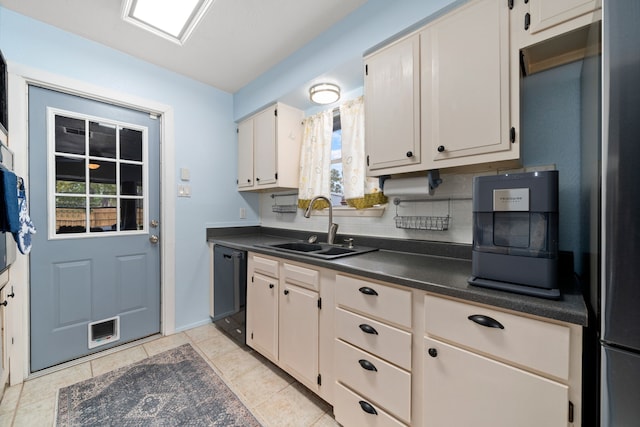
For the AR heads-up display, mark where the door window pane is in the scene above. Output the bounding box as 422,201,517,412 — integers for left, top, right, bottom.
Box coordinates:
121,198,143,231
89,160,117,195
56,196,86,234
120,128,143,161
90,197,117,232
55,115,85,155
89,121,117,158
56,156,86,193
121,164,143,196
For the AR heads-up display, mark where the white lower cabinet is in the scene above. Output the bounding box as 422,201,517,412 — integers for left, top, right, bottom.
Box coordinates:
423,294,581,427
246,256,583,427
334,274,412,426
246,272,279,362
423,336,568,427
278,278,319,392
246,253,324,395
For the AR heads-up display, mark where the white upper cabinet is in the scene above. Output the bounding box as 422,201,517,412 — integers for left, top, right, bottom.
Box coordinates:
237,118,254,189
364,34,421,173
527,0,601,37
363,0,518,176
515,0,602,75
421,0,514,169
237,103,303,192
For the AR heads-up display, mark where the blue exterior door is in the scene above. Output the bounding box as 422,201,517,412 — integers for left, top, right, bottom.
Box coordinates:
28,86,161,372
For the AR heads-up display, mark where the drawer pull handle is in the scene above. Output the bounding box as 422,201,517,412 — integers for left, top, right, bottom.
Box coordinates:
359,324,379,335
358,359,378,372
468,314,504,329
358,286,378,296
359,400,378,415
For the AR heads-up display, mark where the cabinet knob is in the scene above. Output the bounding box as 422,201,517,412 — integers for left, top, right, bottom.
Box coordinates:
247,179,251,183
283,289,289,295
256,177,260,182
428,348,438,358
437,145,445,153
406,151,413,158
269,283,275,289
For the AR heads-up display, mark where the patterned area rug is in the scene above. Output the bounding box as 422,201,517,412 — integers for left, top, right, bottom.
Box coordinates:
56,343,261,426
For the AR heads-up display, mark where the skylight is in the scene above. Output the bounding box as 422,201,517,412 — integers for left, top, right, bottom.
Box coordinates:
122,0,214,45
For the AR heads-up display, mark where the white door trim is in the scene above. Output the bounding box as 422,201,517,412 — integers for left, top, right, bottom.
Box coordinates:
6,63,176,384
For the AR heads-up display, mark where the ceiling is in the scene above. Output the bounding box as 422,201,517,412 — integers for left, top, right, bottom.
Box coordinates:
0,0,368,93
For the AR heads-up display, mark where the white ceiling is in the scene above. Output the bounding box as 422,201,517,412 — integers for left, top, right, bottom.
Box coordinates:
0,0,368,93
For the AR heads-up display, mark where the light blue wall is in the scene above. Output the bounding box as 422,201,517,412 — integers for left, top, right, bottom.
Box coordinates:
521,61,583,261
0,6,260,331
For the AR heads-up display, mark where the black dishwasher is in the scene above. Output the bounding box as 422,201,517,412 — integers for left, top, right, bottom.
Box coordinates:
211,245,247,345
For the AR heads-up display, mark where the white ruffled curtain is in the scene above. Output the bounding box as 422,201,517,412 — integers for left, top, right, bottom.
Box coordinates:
297,109,333,210
339,96,387,208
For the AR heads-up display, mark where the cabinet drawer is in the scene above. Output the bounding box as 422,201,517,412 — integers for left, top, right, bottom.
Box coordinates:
334,383,407,427
282,262,319,291
250,254,279,278
336,308,412,371
336,275,412,328
335,339,411,423
425,294,570,380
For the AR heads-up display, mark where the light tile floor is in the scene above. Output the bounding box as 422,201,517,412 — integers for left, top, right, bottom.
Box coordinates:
0,323,339,426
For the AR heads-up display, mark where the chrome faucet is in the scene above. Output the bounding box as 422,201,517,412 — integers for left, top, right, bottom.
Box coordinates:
303,195,338,244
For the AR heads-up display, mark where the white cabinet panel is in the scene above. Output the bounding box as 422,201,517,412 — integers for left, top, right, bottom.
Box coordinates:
279,282,319,392
364,34,421,173
420,0,514,168
423,336,568,427
246,272,278,362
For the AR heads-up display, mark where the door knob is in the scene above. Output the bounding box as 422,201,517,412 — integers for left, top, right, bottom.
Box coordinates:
149,235,159,244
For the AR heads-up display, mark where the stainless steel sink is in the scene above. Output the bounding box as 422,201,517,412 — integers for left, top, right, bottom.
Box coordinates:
255,241,377,260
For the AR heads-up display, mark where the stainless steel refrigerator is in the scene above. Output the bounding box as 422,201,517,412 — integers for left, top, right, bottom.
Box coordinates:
599,0,640,425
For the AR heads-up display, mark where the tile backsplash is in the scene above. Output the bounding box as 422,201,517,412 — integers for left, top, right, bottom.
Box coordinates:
260,171,472,244
259,165,556,245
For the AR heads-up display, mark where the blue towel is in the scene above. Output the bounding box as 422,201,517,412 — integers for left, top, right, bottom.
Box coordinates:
13,179,36,254
0,168,19,233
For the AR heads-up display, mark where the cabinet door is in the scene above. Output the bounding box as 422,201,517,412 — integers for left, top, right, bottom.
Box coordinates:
364,34,421,174
246,272,278,361
423,337,568,427
253,106,277,187
237,119,254,189
421,0,512,168
528,0,600,35
279,283,319,391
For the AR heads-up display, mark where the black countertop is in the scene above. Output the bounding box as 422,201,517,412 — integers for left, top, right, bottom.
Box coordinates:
207,227,588,326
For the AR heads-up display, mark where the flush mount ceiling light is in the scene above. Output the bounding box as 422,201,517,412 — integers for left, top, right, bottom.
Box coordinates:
309,83,341,105
122,0,215,45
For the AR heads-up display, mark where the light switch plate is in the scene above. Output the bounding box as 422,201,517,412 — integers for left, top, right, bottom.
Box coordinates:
177,184,192,197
